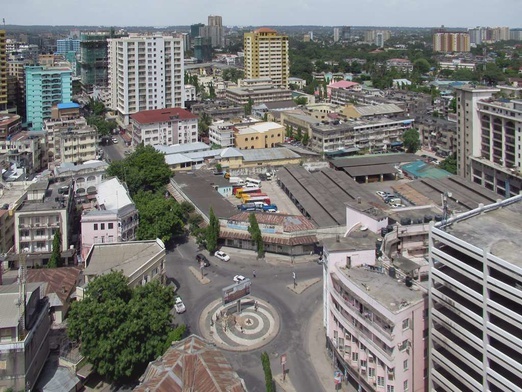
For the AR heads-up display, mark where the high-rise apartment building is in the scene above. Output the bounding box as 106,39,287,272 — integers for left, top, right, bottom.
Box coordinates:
0,30,7,112
25,65,72,131
56,38,80,55
433,32,470,52
199,15,224,48
244,28,289,88
364,30,391,47
108,33,184,125
428,195,522,392
455,85,522,197
468,27,510,44
333,28,341,43
79,32,111,92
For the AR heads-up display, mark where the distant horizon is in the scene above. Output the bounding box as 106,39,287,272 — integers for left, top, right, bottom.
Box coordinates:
1,0,519,30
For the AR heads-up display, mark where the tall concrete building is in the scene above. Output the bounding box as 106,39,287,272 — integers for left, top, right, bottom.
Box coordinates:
333,28,341,43
455,85,522,197
0,30,7,112
108,33,184,125
56,38,80,55
199,15,224,48
428,195,522,392
433,32,470,52
244,28,289,88
79,32,111,92
25,65,72,131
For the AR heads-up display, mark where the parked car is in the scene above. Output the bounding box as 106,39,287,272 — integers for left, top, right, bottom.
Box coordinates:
112,138,118,144
376,191,387,198
233,275,246,283
174,296,186,314
214,250,230,262
196,253,210,267
389,203,405,208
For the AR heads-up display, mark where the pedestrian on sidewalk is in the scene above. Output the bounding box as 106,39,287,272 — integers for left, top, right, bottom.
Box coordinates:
253,269,256,278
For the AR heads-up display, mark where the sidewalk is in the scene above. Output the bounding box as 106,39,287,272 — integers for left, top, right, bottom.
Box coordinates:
307,305,356,392
218,246,319,266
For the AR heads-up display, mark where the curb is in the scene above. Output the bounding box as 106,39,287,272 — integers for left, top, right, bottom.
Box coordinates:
188,266,211,284
287,277,321,294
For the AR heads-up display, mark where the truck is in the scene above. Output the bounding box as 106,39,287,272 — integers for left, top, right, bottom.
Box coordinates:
235,187,261,198
245,195,271,204
241,192,267,203
261,204,278,212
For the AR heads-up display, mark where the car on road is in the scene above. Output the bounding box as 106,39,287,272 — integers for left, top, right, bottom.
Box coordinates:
112,138,118,144
174,296,186,314
214,250,230,262
233,275,246,283
390,203,405,208
375,191,387,198
196,253,210,267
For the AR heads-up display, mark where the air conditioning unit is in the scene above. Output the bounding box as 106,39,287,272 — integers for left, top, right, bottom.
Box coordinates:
35,223,40,227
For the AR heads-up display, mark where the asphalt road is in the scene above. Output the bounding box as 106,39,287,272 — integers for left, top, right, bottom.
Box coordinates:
101,134,126,163
166,238,325,392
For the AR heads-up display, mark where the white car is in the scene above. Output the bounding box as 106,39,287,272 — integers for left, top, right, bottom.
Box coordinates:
174,296,186,314
233,275,246,283
214,250,230,262
390,203,405,208
376,191,387,198
112,138,118,144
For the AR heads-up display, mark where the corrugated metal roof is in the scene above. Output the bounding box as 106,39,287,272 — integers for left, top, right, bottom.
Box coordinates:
26,266,82,307
241,147,300,162
131,107,197,124
134,335,246,392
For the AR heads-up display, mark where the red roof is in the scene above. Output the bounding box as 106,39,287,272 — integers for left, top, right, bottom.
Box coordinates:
328,80,359,89
130,108,197,124
255,27,277,34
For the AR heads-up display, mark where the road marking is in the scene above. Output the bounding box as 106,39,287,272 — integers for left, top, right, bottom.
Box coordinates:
177,247,185,258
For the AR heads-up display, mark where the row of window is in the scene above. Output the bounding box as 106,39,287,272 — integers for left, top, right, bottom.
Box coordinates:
93,223,114,231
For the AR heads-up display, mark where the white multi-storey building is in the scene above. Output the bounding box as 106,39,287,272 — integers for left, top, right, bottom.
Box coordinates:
428,195,522,392
130,107,198,146
455,85,522,197
108,33,184,125
209,120,235,147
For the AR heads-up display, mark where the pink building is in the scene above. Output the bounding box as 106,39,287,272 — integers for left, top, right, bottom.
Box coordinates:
322,203,428,392
327,80,361,100
80,178,139,259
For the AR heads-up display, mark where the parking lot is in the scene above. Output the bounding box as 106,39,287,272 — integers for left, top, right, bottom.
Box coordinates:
224,174,302,216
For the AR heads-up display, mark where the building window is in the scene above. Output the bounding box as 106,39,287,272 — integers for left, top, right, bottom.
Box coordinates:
108,223,114,229
386,386,394,392
101,223,105,230
403,380,408,391
368,367,375,377
352,352,358,362
402,318,410,330
403,359,408,371
377,376,385,387
94,224,98,230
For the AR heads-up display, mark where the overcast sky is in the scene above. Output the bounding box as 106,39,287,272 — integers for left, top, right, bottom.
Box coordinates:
2,0,520,28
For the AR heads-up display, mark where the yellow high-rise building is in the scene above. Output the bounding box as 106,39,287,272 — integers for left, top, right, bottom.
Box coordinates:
244,28,289,88
0,30,7,111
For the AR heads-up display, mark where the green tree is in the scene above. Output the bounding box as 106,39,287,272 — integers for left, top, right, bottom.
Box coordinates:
48,230,63,268
67,271,174,382
133,191,185,243
402,128,421,154
244,97,253,116
302,132,310,146
439,153,457,174
107,145,172,196
413,58,431,74
294,96,307,105
163,324,187,352
295,127,303,141
198,112,212,139
261,352,275,392
205,207,220,253
87,115,118,137
285,124,292,138
248,213,264,258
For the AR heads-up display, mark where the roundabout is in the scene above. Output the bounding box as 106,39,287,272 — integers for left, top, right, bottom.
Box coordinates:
199,297,280,352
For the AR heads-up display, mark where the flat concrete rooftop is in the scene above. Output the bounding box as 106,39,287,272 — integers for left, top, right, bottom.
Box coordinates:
443,196,522,267
338,265,425,313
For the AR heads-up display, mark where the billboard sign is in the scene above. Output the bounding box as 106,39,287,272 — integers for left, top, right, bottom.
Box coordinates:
222,279,252,305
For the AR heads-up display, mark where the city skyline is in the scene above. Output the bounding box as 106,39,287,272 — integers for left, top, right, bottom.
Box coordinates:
1,0,520,28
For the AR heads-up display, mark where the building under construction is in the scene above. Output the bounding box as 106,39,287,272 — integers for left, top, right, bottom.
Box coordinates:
79,32,111,92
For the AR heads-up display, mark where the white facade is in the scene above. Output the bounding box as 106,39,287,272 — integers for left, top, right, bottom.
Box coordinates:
184,84,197,103
209,120,235,147
108,34,184,125
428,196,522,392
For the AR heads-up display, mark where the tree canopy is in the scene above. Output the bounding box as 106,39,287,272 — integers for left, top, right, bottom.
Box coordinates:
48,230,63,268
87,115,118,137
67,271,174,382
248,213,264,258
402,128,421,154
133,191,185,243
205,207,220,253
107,145,172,196
439,153,457,174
